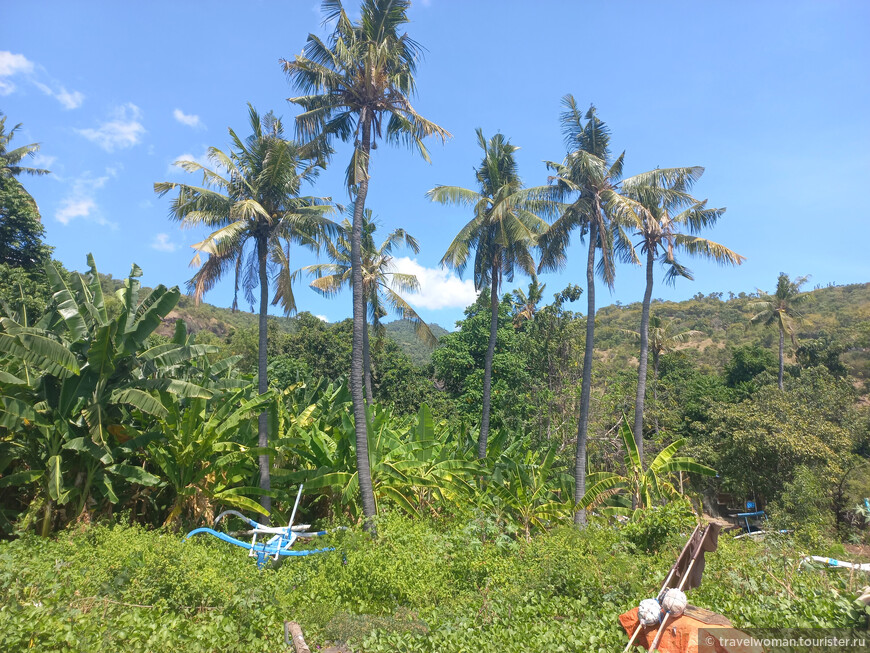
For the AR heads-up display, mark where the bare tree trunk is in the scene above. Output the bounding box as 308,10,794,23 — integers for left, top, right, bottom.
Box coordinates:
653,350,661,437
351,120,377,532
363,315,373,402
632,248,655,462
256,235,271,522
479,262,500,459
778,327,784,390
574,223,597,527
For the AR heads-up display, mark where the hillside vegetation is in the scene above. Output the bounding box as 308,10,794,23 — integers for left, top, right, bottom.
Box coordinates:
137,277,870,381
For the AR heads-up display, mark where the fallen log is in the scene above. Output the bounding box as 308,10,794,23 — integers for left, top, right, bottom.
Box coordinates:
284,621,312,653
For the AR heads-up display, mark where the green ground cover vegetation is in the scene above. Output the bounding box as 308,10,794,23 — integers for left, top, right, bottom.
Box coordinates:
1,1,869,649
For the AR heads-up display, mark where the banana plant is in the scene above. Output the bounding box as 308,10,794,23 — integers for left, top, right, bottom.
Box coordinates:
580,420,715,516
0,255,213,533
487,447,574,539
149,387,276,527
282,397,481,519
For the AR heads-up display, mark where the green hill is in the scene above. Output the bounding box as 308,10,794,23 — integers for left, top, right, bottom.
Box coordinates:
146,288,449,364
383,319,450,366
593,282,870,381
94,271,870,379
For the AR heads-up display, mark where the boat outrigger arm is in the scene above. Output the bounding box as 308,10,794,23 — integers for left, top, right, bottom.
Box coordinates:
184,484,342,568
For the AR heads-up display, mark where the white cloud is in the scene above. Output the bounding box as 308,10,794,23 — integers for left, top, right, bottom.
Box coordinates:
34,80,84,109
0,51,34,76
167,150,212,175
151,233,178,252
0,52,34,94
391,257,478,310
56,198,96,225
0,51,33,95
31,154,56,169
77,103,145,151
173,108,203,129
55,86,85,109
54,172,116,228
315,315,329,322
0,52,83,107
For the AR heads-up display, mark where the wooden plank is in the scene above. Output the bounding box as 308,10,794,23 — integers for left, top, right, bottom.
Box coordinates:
683,604,731,626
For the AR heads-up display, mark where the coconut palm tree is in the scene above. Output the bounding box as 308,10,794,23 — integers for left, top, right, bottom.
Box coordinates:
154,104,334,519
511,279,546,329
303,208,435,401
537,97,635,526
614,167,743,459
750,273,810,390
283,0,450,528
0,113,51,206
622,316,704,436
428,129,554,459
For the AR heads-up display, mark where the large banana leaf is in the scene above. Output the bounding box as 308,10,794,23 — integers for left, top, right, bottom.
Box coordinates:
109,389,168,419
105,463,161,487
45,262,87,341
0,331,80,377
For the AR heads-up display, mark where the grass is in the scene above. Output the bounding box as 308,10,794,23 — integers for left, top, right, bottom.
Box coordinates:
0,513,865,652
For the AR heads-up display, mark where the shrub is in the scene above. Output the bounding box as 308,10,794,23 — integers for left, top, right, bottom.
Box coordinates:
621,499,697,553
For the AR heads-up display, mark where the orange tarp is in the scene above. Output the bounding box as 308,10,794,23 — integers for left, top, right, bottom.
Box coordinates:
620,607,764,653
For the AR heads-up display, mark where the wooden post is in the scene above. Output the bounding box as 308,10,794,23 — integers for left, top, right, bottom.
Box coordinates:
623,524,701,652
284,621,312,653
648,526,711,652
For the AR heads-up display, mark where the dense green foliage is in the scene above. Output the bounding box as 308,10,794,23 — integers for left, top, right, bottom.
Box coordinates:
1,517,866,652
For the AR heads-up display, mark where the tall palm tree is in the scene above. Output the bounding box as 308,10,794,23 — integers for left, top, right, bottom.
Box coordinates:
614,167,743,459
303,208,435,401
428,129,553,458
511,279,546,329
0,113,51,207
750,273,810,390
537,97,635,526
283,0,449,528
623,316,704,436
154,104,334,519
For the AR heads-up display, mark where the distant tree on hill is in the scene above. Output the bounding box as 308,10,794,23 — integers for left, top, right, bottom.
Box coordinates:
750,273,810,390
511,279,546,329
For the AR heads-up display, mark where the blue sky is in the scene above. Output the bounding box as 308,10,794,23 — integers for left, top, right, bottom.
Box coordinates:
3,0,868,329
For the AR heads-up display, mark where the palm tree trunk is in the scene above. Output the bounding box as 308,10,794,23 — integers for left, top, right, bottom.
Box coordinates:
350,119,377,531
574,222,597,527
779,328,785,390
256,235,271,522
632,248,655,462
652,350,660,437
479,262,500,459
363,315,373,402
